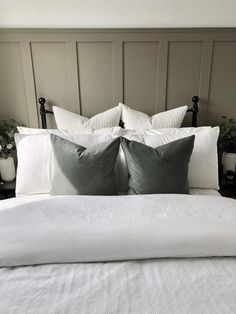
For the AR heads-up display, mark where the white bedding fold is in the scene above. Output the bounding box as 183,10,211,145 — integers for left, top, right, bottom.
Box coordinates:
0,194,236,267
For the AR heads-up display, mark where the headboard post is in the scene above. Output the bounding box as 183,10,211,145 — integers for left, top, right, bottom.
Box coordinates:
191,96,199,127
38,97,47,129
38,97,53,129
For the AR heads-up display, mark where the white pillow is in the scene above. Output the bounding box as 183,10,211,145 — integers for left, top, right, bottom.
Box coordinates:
15,127,219,195
119,103,188,129
15,132,122,196
15,134,52,196
53,106,121,130
119,126,212,137
119,127,219,190
17,126,122,136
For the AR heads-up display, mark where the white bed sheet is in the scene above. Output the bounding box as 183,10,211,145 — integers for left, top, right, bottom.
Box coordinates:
13,188,221,199
190,188,220,196
0,258,236,314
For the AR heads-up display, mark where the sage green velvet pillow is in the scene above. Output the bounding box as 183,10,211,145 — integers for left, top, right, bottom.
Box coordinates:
50,135,120,195
121,136,195,195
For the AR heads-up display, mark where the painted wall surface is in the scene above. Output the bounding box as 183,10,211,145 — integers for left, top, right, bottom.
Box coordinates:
0,0,236,28
0,28,236,128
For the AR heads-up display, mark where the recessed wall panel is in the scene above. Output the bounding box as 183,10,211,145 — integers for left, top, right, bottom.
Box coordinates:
0,29,236,128
77,42,113,116
166,42,202,110
31,42,69,127
123,42,158,115
0,42,28,124
208,41,236,124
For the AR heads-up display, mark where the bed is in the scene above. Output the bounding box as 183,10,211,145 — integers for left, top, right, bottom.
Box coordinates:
1,98,236,314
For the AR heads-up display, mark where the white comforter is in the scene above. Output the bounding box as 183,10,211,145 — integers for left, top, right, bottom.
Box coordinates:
0,194,236,266
1,194,236,314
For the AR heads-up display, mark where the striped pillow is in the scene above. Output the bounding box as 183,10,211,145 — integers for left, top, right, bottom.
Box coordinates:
53,106,121,130
119,103,188,129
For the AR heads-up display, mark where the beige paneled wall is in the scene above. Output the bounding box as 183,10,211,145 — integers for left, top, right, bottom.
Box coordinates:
0,29,235,127
123,41,158,115
0,42,29,125
77,42,114,116
208,41,236,124
166,41,203,109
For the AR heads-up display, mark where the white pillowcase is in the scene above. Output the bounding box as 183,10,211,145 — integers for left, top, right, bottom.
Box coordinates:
53,106,121,130
119,103,188,129
15,132,122,196
119,127,219,191
143,127,219,189
15,134,52,196
15,126,219,195
17,126,122,136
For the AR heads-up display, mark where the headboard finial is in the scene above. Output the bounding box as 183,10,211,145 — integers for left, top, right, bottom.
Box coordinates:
38,97,53,129
38,97,46,106
38,97,47,128
192,96,199,106
191,95,199,127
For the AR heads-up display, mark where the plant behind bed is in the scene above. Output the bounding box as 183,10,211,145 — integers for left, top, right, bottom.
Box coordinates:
218,116,236,154
218,116,236,178
0,119,19,159
0,119,23,182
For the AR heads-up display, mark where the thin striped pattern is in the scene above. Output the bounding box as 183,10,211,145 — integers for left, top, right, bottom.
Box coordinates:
53,106,121,130
119,103,188,129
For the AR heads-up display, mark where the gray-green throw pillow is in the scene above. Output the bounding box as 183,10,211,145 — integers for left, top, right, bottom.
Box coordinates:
121,136,195,195
50,135,120,195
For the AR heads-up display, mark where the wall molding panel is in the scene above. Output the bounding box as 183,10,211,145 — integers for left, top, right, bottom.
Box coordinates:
0,28,236,127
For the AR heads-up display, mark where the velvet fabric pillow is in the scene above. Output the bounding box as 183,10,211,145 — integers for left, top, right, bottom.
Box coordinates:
121,136,195,195
50,135,120,195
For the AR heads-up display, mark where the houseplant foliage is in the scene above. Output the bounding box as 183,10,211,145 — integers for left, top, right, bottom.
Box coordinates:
0,119,20,182
218,116,236,176
218,116,236,154
0,119,18,159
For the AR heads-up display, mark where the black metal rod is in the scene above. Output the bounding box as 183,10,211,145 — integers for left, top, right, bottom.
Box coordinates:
191,96,199,127
38,97,53,129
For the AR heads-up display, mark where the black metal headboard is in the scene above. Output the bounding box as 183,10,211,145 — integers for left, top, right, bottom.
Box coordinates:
38,96,199,129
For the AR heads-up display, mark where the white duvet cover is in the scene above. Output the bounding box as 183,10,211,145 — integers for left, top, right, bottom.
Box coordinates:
0,194,236,266
1,194,236,313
